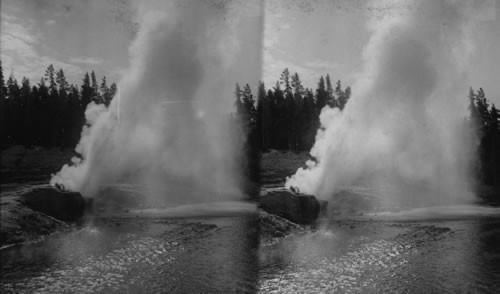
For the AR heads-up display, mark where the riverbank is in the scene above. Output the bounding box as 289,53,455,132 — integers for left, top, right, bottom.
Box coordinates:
0,185,321,248
0,197,66,248
0,148,325,248
0,145,75,185
0,185,89,248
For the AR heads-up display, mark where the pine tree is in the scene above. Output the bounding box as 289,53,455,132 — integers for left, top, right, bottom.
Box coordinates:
325,74,336,107
280,68,292,97
468,87,500,187
56,69,69,98
476,88,490,130
257,81,270,150
100,76,112,106
490,104,500,132
234,83,243,115
44,64,57,96
315,75,327,111
291,72,304,96
5,75,20,144
0,61,6,143
29,85,41,146
4,75,21,144
334,80,343,109
43,65,64,146
68,85,83,147
468,87,480,133
266,89,275,149
291,90,303,151
285,87,295,150
20,77,34,145
6,74,20,99
109,83,117,105
242,83,256,118
272,81,287,149
289,72,304,151
0,65,115,148
300,88,316,150
0,60,6,100
81,72,92,109
343,86,351,109
90,70,100,103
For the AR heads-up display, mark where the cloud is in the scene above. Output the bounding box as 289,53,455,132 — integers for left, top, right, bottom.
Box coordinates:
69,56,103,65
1,15,39,47
1,13,83,82
263,52,339,89
302,59,338,71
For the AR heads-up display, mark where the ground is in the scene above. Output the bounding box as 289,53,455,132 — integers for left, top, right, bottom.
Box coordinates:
0,145,75,186
0,189,69,248
0,146,308,186
260,149,310,187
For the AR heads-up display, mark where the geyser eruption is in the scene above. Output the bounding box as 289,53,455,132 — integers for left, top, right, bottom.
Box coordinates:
286,0,486,208
51,1,263,205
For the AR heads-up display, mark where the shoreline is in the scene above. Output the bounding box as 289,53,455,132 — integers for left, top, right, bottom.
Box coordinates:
0,183,320,249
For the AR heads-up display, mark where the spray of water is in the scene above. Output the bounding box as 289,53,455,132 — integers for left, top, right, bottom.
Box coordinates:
51,1,263,206
286,0,490,208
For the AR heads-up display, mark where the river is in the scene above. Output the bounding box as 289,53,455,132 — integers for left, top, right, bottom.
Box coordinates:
2,197,500,293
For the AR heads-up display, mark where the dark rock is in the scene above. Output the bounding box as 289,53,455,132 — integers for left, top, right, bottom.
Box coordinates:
259,189,324,225
19,186,88,222
0,204,67,247
258,209,301,239
1,193,68,247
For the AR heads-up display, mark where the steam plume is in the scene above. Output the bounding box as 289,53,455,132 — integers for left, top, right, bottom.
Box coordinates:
51,1,263,205
286,0,491,207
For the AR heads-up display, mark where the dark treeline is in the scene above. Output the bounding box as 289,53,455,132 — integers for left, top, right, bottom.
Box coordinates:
234,68,500,188
1,62,498,188
468,87,500,187
234,68,351,153
0,61,117,149
234,68,351,188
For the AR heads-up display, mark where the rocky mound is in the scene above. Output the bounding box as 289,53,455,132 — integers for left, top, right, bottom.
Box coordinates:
0,185,88,247
258,209,302,239
19,186,88,222
259,188,326,225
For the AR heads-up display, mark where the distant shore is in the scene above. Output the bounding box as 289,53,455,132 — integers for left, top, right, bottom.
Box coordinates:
1,145,76,185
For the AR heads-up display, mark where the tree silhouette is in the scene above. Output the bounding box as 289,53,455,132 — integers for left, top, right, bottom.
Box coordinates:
468,87,500,188
0,65,117,149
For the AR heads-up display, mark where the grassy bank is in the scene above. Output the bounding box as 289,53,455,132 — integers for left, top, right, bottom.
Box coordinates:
0,145,76,185
260,150,310,187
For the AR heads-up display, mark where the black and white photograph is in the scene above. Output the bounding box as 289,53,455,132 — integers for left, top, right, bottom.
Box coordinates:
1,0,500,293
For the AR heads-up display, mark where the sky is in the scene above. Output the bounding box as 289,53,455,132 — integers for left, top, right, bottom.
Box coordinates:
1,0,500,106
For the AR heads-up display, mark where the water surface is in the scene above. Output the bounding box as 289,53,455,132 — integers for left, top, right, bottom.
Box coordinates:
259,208,500,293
3,201,500,293
1,214,260,293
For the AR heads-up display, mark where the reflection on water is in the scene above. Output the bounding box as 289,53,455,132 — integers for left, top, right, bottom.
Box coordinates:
3,208,500,293
259,217,500,293
0,214,259,293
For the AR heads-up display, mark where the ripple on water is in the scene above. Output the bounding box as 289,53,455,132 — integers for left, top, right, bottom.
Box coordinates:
1,216,259,293
257,221,479,293
259,232,409,293
1,236,178,293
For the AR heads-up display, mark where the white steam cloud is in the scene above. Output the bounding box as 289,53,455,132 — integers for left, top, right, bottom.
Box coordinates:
286,0,492,207
51,1,263,205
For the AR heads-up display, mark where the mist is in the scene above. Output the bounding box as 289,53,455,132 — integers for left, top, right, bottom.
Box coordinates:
286,0,485,208
50,1,263,205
